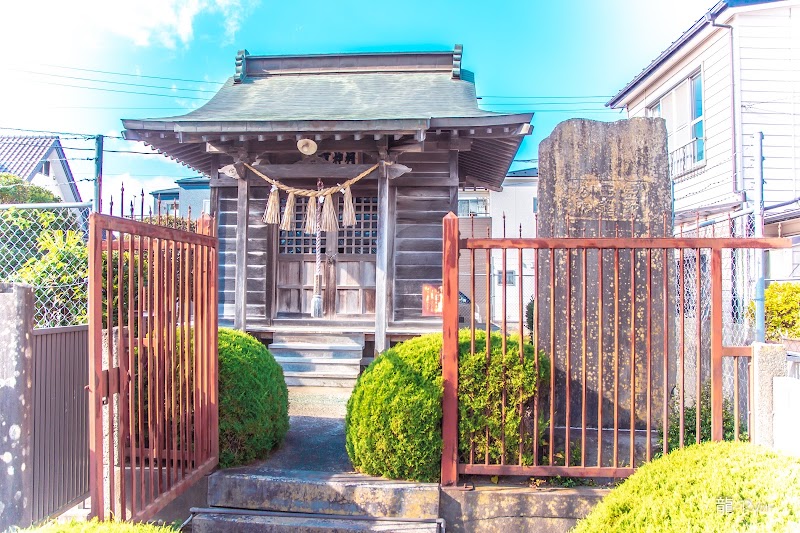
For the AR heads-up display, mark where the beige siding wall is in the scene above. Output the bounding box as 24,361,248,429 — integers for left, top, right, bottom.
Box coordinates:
626,27,735,213
737,5,800,207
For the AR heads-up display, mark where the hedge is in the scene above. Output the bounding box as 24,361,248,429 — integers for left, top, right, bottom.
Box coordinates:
573,441,800,532
218,328,289,468
26,520,176,532
345,330,548,482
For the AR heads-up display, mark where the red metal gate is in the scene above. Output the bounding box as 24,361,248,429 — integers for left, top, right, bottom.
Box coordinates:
87,211,218,520
440,213,790,485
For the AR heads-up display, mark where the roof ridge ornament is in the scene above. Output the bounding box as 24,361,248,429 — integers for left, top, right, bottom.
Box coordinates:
452,44,463,80
234,49,249,84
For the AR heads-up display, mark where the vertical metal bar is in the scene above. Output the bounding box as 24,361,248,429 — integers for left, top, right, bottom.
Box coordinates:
126,229,136,515
485,246,491,465
87,217,105,518
442,214,461,484
597,246,604,467
155,236,165,495
136,233,145,506
146,233,155,503
629,246,636,469
565,247,571,467
646,246,652,462
581,246,587,467
209,221,220,461
734,356,740,440
548,247,555,466
501,246,507,464
679,247,685,449
710,248,723,441
533,246,540,466
518,246,525,465
696,248,702,444
180,239,189,478
613,244,619,468
469,247,476,465
662,246,669,456
106,230,116,519
192,238,200,469
170,237,178,487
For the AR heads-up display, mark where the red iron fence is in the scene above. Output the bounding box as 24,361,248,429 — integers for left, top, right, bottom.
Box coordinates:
87,209,218,520
440,212,790,485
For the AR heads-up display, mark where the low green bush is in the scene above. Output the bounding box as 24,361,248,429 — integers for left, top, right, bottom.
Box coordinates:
748,281,800,341
345,330,548,482
573,441,800,533
26,519,176,532
659,381,745,455
218,328,289,468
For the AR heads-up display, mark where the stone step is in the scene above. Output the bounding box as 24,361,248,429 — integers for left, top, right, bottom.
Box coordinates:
272,332,366,347
191,510,440,532
269,344,364,359
275,357,361,376
284,373,358,388
207,470,440,520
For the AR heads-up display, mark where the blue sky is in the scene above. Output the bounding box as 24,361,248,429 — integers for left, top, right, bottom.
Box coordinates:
0,0,713,210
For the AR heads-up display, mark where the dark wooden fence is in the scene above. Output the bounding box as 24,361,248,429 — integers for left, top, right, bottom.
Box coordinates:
87,211,218,521
440,213,790,485
31,325,89,523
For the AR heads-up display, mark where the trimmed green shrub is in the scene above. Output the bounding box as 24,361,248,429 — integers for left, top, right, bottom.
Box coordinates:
218,328,289,468
345,330,548,482
573,441,800,532
764,282,800,341
26,519,176,531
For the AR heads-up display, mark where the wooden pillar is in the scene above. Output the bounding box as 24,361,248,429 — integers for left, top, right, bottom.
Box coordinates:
374,167,393,355
209,154,220,218
234,174,249,331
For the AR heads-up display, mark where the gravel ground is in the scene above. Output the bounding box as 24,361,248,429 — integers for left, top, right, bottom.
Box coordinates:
287,386,352,418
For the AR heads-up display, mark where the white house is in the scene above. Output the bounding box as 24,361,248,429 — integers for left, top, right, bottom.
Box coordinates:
0,136,82,202
458,167,539,327
607,0,800,281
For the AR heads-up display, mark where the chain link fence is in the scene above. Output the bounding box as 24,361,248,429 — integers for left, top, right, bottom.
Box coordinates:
0,202,92,328
675,214,755,424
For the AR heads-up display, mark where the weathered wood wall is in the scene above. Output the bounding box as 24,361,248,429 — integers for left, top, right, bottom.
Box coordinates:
392,150,458,322
216,181,274,328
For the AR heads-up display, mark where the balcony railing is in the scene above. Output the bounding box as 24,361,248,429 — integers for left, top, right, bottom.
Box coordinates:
669,137,705,179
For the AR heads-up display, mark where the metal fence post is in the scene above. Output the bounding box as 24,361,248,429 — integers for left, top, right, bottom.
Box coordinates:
441,213,459,486
710,248,724,441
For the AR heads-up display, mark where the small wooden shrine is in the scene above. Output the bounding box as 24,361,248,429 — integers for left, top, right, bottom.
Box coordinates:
122,46,532,355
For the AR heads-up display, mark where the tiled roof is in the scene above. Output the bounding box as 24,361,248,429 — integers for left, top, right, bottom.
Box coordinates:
0,136,57,179
152,72,500,124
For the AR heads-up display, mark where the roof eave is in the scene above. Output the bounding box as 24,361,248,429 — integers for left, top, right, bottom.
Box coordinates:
606,0,728,109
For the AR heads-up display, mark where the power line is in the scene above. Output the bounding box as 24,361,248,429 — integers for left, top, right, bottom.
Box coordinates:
21,79,209,100
41,63,227,85
0,126,125,140
14,69,219,94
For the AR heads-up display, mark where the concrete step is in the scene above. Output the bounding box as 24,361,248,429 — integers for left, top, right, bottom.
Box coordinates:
192,510,440,532
207,470,440,520
269,344,364,359
273,332,366,347
275,357,361,376
284,373,358,388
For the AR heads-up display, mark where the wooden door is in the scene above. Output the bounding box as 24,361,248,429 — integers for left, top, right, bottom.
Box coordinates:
275,195,377,318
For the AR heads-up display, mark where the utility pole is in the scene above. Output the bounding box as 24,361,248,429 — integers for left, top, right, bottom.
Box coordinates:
754,132,766,342
94,135,104,213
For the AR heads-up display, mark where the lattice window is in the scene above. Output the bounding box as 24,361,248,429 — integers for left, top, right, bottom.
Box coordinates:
338,196,378,255
278,196,326,254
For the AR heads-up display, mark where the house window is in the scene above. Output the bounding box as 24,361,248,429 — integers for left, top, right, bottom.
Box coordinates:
202,199,211,214
651,72,705,178
496,270,516,286
40,161,51,176
458,198,489,216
